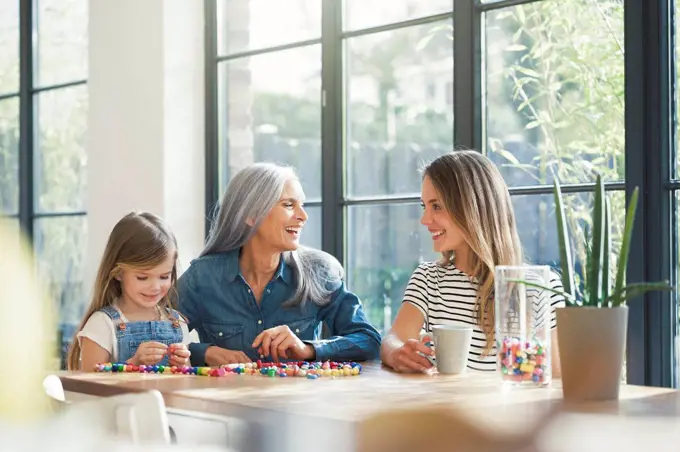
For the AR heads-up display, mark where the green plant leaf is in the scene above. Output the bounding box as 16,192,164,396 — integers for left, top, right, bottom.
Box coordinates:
553,178,575,299
415,33,434,52
506,278,579,305
583,228,592,305
494,149,520,165
613,187,639,306
516,66,540,78
607,282,673,307
602,197,611,303
589,175,605,307
516,6,526,24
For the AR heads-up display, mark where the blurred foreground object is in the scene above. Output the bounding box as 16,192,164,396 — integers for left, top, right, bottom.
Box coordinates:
357,404,680,452
0,220,55,421
357,406,553,452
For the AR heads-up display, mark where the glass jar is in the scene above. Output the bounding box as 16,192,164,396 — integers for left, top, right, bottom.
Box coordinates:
494,265,552,387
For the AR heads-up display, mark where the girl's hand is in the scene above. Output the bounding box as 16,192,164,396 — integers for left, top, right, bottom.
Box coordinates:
168,343,191,367
128,341,168,366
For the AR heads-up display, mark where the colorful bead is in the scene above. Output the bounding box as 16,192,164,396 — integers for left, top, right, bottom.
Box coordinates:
93,360,363,379
498,337,549,385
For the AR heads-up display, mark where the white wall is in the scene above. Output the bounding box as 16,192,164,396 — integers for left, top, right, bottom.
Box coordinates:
87,0,205,278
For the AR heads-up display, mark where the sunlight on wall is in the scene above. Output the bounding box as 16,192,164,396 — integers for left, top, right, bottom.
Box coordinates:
0,220,55,421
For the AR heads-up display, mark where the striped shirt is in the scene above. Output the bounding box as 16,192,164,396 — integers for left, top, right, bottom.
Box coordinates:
403,262,565,372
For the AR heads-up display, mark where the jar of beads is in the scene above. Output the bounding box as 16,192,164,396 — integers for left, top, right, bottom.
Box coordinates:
494,265,552,387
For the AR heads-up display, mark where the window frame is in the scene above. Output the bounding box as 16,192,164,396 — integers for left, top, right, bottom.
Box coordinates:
10,0,88,236
204,0,678,387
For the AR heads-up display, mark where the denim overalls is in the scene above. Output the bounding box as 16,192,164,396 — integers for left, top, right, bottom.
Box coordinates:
100,305,184,365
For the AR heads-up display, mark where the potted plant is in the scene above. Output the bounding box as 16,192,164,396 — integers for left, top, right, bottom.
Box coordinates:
545,175,672,401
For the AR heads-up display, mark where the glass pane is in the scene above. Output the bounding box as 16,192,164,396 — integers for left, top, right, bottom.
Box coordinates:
484,0,625,186
217,0,321,56
35,0,88,87
344,0,453,31
347,203,438,336
34,215,88,368
512,191,626,287
300,205,321,250
346,21,454,197
217,45,321,199
0,97,19,215
35,84,88,213
347,191,627,338
0,0,19,95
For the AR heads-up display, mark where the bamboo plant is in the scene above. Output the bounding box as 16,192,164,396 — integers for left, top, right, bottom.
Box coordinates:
516,175,672,306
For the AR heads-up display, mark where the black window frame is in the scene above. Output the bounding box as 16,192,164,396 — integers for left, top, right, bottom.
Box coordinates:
204,0,678,387
5,0,89,369
7,0,88,237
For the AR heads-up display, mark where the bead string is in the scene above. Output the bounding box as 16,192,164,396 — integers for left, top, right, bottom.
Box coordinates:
94,360,363,379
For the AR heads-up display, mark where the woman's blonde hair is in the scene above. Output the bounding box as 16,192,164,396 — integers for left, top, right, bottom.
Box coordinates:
423,151,523,352
67,212,179,370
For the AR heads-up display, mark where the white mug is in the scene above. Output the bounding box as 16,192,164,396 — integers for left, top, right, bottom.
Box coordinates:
421,323,473,374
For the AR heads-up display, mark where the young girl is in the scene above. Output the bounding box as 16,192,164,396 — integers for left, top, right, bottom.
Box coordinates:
381,151,564,373
68,212,192,371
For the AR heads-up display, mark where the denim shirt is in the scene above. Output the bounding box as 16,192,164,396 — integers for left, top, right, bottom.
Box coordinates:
177,249,381,366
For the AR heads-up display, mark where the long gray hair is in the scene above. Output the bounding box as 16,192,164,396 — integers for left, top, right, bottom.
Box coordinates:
202,163,344,307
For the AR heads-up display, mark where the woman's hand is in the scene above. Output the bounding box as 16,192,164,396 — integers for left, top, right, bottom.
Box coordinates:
205,346,251,366
384,335,434,373
128,341,168,366
252,326,315,362
380,304,432,373
167,343,191,367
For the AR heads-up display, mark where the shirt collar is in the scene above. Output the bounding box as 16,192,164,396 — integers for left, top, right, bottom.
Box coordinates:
274,254,292,285
225,249,292,285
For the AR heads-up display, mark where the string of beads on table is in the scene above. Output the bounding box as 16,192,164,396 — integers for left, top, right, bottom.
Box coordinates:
93,360,363,379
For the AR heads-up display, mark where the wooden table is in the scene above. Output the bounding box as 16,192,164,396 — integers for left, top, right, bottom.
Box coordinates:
59,362,680,452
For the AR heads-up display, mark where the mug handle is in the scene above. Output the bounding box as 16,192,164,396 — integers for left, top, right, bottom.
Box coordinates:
419,332,436,366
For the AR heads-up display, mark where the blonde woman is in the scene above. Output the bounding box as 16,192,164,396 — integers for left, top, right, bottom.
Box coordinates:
381,151,564,373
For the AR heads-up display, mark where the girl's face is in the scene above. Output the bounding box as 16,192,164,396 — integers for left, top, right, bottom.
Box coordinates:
420,175,467,254
253,178,308,252
116,252,175,310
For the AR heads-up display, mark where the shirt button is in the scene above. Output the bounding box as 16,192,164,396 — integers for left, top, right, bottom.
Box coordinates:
258,320,262,325
218,332,223,337
295,329,300,334
260,354,265,359
266,289,270,294
248,288,252,293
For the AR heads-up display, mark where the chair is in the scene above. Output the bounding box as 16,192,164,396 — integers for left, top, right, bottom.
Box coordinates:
55,390,171,445
43,374,66,403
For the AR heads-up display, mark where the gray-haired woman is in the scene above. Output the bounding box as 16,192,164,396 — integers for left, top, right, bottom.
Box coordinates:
178,163,381,366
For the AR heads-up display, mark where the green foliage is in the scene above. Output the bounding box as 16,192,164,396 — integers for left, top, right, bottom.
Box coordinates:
350,266,415,335
514,176,673,308
553,176,672,307
485,0,627,288
489,0,625,181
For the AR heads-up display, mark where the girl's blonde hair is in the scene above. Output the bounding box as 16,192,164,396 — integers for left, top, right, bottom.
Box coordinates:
67,212,179,370
423,151,523,352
